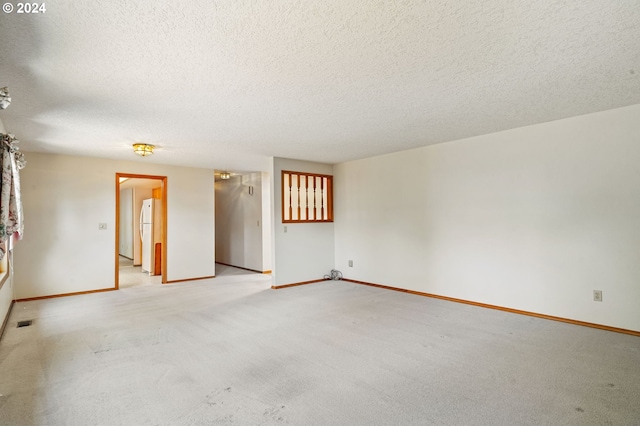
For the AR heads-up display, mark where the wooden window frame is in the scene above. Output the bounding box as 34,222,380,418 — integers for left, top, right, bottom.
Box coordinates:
282,170,333,223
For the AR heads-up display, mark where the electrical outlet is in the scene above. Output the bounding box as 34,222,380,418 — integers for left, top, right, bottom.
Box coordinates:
348,260,353,267
593,290,603,302
98,223,107,230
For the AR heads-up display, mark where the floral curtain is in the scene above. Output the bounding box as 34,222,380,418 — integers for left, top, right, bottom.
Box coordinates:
0,87,26,260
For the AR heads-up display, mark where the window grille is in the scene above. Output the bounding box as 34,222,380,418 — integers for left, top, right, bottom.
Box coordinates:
282,171,333,223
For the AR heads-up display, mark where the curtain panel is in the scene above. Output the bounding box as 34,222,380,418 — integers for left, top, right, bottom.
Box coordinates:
0,132,25,260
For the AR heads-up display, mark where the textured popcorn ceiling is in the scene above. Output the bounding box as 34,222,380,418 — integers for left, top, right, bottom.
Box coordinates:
0,1,638,171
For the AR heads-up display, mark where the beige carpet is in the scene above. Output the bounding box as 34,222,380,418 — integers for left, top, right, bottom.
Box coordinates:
1,270,639,425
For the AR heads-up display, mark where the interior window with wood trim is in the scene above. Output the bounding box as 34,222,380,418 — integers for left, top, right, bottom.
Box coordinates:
282,171,333,223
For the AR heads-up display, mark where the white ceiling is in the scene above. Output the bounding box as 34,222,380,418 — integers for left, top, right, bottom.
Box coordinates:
0,1,638,172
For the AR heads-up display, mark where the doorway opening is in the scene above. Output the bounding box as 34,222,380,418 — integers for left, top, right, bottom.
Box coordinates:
214,171,272,278
115,173,168,289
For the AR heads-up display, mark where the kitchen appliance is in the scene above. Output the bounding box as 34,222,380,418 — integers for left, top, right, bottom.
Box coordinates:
139,198,162,275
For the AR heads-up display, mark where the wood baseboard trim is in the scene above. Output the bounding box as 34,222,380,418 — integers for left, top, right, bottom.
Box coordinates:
343,279,640,337
165,275,215,284
215,262,271,275
0,300,14,341
271,279,327,290
15,287,117,302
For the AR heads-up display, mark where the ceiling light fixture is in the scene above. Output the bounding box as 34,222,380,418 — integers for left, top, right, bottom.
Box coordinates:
133,143,154,157
220,172,231,180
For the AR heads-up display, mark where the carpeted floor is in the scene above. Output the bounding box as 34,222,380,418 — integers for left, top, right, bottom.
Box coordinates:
0,271,639,425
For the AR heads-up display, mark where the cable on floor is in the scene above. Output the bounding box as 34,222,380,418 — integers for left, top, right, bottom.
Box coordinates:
324,269,343,281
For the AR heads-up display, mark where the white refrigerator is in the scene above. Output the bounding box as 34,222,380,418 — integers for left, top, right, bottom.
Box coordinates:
139,198,162,275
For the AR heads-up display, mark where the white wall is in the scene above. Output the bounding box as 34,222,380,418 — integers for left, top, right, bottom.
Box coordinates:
14,152,215,299
261,172,272,272
334,104,640,332
0,266,11,334
118,188,133,258
215,173,268,271
0,274,11,326
272,158,334,286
